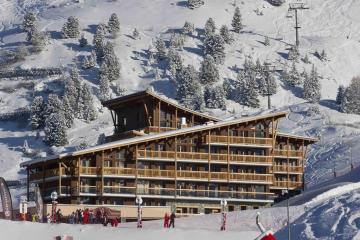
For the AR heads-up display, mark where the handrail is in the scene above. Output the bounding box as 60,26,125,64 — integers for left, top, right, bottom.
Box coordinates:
205,135,273,145
273,181,303,188
273,149,303,157
273,165,303,172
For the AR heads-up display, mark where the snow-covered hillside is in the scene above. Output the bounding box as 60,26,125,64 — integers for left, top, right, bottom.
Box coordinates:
1,0,360,238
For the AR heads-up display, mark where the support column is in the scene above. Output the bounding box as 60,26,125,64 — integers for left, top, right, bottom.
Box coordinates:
287,138,290,190
208,130,211,182
59,162,62,195
174,137,178,198
101,151,104,202
135,145,138,196
27,168,30,201
77,157,81,198
158,101,161,128
227,126,230,182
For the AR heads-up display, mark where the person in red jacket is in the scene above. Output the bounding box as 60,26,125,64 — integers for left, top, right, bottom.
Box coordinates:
163,213,169,228
83,209,89,224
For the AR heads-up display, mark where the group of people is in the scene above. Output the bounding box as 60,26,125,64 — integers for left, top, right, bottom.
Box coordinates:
163,212,176,228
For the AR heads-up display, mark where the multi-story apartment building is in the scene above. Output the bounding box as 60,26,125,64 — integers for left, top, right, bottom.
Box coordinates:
21,89,317,215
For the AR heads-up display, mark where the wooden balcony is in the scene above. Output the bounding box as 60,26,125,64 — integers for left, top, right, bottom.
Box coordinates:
138,150,272,165
274,149,303,158
144,126,177,133
204,135,273,147
103,167,136,176
177,170,209,180
229,173,273,183
271,181,303,189
137,169,175,179
80,167,99,175
273,165,303,173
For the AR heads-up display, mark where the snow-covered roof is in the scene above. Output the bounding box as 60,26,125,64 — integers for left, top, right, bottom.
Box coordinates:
102,89,220,122
20,111,288,167
276,132,319,142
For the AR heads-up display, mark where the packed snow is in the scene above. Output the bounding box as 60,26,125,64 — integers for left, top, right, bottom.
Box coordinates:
1,0,360,238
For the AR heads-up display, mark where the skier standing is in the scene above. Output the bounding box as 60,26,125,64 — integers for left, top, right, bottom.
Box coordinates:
169,211,176,228
163,213,170,228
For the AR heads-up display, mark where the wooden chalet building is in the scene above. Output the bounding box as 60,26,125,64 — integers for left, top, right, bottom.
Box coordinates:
21,89,317,215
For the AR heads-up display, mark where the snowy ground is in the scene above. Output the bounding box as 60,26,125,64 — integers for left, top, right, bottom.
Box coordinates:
1,0,360,238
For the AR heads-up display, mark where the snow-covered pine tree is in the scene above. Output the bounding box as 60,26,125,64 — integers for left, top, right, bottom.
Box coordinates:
102,41,121,81
264,36,270,46
44,112,68,146
286,61,301,86
93,24,106,60
80,84,97,122
31,30,47,52
204,18,216,38
336,85,346,105
191,86,204,111
303,65,321,103
340,77,360,114
302,54,310,64
235,71,260,108
108,13,120,38
199,55,219,85
132,28,140,40
182,21,195,36
204,34,226,64
79,34,88,47
320,49,328,61
188,0,204,9
44,94,63,120
254,58,263,76
155,38,167,60
288,46,299,61
220,25,233,44
167,48,183,80
176,65,200,102
23,12,36,33
16,44,29,60
99,63,111,101
30,96,45,129
204,86,214,108
232,7,243,33
169,33,185,50
62,16,80,38
258,71,277,97
64,68,82,115
148,51,156,66
212,85,227,109
62,95,75,128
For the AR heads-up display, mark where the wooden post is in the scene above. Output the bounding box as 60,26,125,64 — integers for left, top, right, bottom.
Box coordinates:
227,126,230,182
135,145,138,196
101,151,104,200
175,109,178,129
59,162,62,195
174,137,178,198
158,101,161,128
26,168,30,201
287,138,290,189
208,130,211,182
78,157,81,196
42,162,45,199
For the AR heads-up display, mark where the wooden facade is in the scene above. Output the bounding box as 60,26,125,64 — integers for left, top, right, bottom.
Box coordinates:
21,90,317,215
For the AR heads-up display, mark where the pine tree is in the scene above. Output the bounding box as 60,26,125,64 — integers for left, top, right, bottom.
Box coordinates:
302,54,310,64
199,55,219,85
183,21,195,36
167,48,183,79
80,84,97,122
212,85,227,110
336,85,346,105
108,13,120,38
204,34,226,64
23,12,36,33
155,38,167,60
44,94,63,120
235,71,260,108
204,18,216,38
44,112,68,146
64,68,82,115
93,24,106,60
286,61,301,86
99,63,111,101
258,71,277,97
169,33,185,50
16,44,29,60
204,86,214,108
31,30,47,52
303,65,321,103
62,95,75,128
30,96,45,129
188,0,204,9
62,16,80,38
79,34,88,47
176,65,200,101
340,77,360,114
220,25,233,44
264,36,270,46
102,41,121,81
232,7,243,33
133,28,140,40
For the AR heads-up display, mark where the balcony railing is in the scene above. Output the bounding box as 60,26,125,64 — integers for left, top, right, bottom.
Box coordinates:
144,126,177,133
273,165,303,173
272,181,303,189
177,170,209,180
137,168,175,178
103,186,136,194
103,167,136,176
138,150,272,165
204,135,273,146
274,149,303,158
80,186,98,194
229,173,273,182
80,167,98,175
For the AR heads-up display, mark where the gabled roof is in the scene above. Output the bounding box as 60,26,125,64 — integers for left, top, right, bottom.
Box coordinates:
276,132,319,143
102,89,220,122
20,111,287,167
